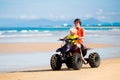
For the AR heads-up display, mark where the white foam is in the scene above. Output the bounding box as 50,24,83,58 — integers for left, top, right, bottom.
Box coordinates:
0,32,53,38
21,30,28,33
43,30,50,32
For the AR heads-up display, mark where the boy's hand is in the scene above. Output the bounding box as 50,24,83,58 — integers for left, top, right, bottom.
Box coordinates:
59,38,65,41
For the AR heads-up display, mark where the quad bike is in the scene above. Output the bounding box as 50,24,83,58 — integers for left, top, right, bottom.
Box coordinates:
50,38,100,70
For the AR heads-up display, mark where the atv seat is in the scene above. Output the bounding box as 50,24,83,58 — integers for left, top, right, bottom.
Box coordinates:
84,47,92,50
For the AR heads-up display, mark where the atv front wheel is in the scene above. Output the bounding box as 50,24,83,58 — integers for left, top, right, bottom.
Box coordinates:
88,52,100,68
72,53,83,70
65,57,73,69
50,54,62,70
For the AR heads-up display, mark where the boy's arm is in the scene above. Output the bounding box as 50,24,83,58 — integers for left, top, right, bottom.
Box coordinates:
78,36,85,40
59,35,68,40
78,28,85,39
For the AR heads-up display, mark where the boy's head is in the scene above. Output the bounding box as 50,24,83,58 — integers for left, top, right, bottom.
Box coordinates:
74,18,82,26
70,28,77,35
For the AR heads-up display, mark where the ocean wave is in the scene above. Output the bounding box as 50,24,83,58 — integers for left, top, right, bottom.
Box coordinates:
85,26,120,31
0,29,53,38
20,30,40,33
43,30,50,32
0,33,53,38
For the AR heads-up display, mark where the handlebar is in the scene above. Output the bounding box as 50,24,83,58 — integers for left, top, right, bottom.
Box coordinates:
59,38,79,41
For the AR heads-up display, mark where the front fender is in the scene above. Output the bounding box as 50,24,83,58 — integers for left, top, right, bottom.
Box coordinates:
56,48,62,52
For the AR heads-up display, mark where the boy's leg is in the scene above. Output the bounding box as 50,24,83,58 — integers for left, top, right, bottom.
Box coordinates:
81,44,87,57
77,44,87,64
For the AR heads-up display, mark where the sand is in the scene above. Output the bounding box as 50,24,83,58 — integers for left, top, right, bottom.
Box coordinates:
0,58,120,80
0,42,116,53
0,42,120,80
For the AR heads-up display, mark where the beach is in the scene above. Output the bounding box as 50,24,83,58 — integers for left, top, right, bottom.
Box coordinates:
0,42,120,80
0,58,120,80
0,28,120,80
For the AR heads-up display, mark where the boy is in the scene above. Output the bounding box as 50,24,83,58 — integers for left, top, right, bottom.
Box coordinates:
66,28,79,45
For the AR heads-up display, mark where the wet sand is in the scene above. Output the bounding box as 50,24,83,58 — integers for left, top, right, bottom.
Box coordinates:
0,42,116,53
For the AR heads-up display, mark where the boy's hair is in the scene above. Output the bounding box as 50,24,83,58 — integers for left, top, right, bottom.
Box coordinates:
74,18,82,26
70,28,77,34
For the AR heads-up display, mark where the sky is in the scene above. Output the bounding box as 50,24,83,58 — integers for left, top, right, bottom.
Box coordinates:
0,0,120,22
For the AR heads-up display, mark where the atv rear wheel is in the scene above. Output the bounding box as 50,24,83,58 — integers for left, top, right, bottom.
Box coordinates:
50,54,62,70
88,52,100,68
72,53,83,70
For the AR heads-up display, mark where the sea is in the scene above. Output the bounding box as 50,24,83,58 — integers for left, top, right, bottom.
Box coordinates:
0,26,120,43
0,25,120,72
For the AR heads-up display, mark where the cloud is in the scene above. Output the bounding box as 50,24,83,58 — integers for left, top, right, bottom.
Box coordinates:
97,15,106,20
82,14,93,19
96,9,103,15
60,15,65,19
19,15,38,19
106,12,120,15
96,9,120,16
95,10,120,22
48,13,67,20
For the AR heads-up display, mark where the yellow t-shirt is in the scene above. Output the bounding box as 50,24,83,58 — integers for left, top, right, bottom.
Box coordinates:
67,34,78,44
